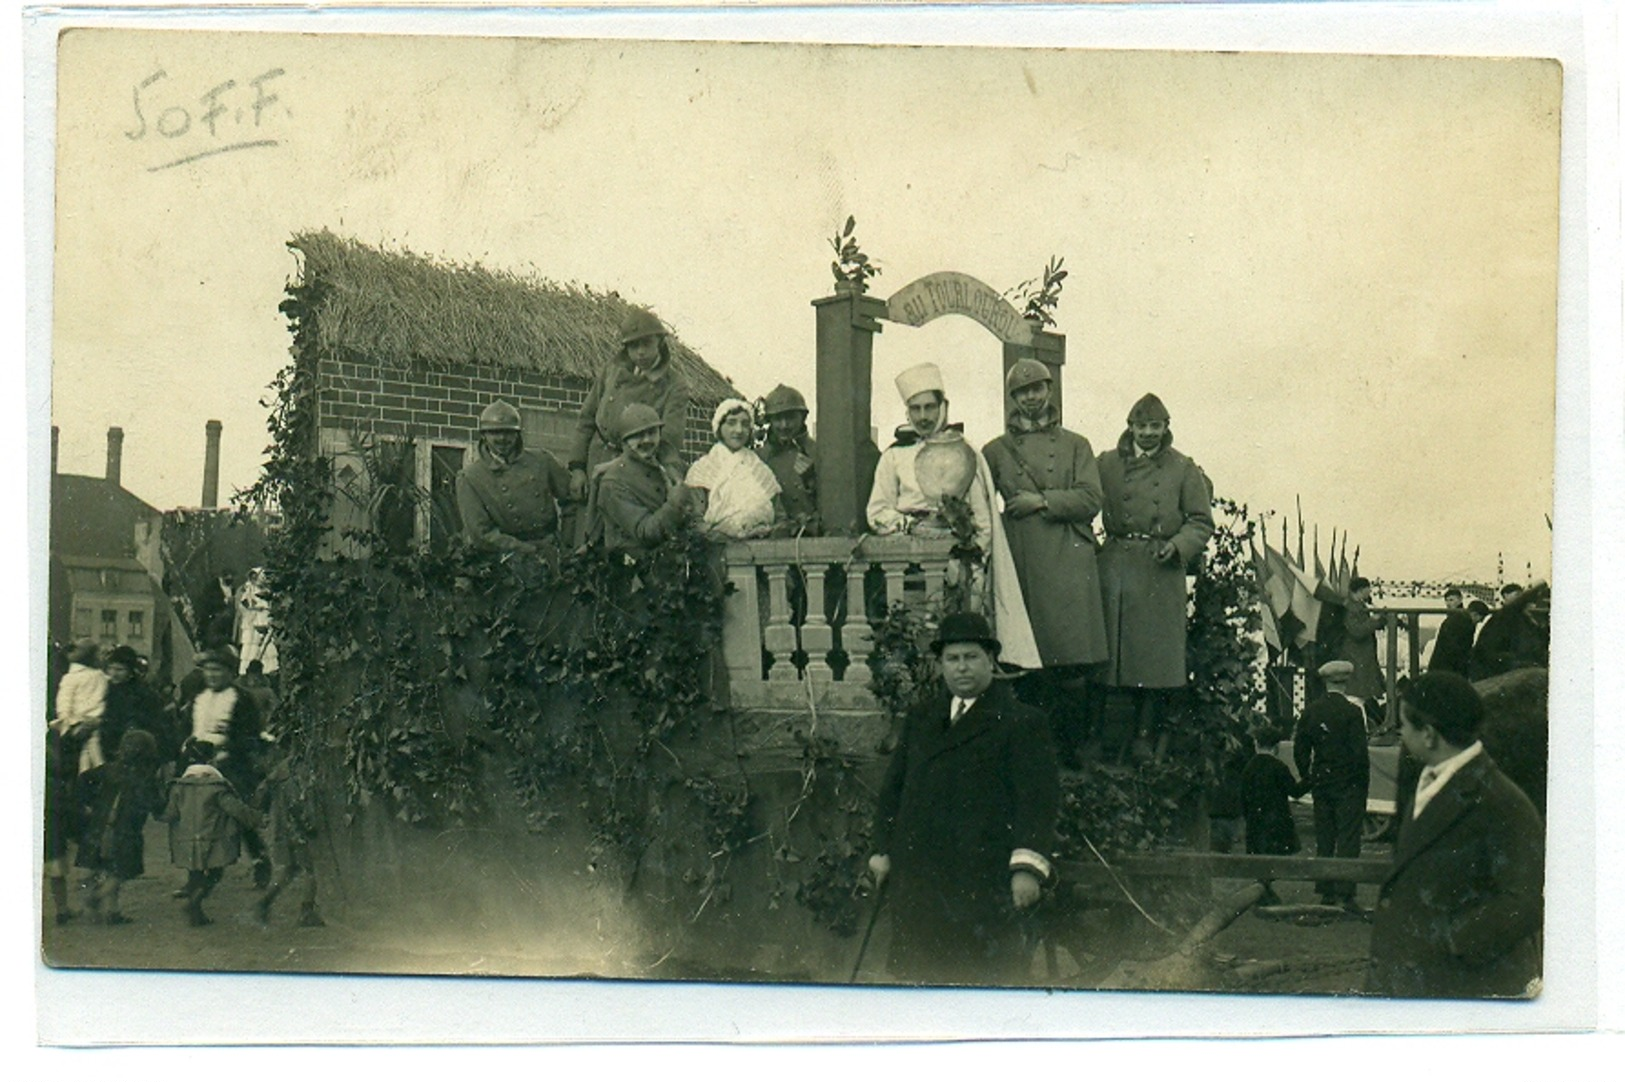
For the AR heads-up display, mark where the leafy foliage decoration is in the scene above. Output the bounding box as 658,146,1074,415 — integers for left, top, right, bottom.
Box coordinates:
1006,256,1068,328
829,216,882,294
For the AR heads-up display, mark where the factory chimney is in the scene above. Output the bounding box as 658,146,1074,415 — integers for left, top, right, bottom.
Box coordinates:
105,427,124,487
202,420,222,509
51,426,58,477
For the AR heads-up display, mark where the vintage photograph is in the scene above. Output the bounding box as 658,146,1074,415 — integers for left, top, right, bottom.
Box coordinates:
37,14,1569,1036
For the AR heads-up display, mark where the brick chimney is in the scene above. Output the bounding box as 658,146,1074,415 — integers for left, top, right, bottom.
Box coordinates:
202,420,222,509
105,426,124,486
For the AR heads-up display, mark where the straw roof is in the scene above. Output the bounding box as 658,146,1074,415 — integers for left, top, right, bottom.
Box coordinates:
287,231,738,401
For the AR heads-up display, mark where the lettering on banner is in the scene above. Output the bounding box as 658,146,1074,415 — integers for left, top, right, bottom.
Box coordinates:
885,272,1034,346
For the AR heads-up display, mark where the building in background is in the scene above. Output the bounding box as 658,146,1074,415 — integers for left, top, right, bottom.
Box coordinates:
285,231,739,555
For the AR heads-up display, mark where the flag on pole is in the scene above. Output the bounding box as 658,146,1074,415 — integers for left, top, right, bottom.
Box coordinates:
1314,524,1326,581
1251,539,1283,652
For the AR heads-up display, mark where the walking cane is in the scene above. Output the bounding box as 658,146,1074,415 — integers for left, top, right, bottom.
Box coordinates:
848,879,888,984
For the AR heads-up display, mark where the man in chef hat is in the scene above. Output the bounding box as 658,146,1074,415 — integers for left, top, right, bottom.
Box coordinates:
866,362,1041,672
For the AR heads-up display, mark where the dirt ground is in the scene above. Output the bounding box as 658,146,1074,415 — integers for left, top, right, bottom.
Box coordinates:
42,810,1379,995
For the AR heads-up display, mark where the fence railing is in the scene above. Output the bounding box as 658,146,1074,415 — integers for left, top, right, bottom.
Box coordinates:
720,535,955,712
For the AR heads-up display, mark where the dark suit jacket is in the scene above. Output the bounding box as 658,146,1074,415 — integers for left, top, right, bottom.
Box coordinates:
1428,610,1476,676
874,679,1059,981
1366,751,1545,999
1293,692,1370,794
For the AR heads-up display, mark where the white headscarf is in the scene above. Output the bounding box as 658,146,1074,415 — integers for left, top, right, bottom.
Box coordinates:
688,398,779,538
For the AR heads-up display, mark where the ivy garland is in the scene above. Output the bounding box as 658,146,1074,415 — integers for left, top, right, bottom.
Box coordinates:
245,271,1264,951
1055,496,1264,856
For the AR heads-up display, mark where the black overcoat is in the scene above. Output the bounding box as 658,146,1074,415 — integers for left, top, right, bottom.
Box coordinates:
1428,610,1476,677
873,679,1059,983
1241,753,1305,856
1366,751,1544,998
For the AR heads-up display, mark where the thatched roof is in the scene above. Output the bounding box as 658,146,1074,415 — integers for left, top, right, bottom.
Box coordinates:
287,231,738,401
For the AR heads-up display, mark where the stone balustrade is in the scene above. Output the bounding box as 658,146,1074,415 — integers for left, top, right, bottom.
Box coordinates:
720,535,955,712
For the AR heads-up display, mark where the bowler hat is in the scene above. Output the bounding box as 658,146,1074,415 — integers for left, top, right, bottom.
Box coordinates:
931,611,1001,657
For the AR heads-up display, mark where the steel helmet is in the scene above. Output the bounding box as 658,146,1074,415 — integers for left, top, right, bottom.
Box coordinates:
619,307,667,345
477,400,522,432
1005,359,1053,394
617,403,665,441
762,384,809,417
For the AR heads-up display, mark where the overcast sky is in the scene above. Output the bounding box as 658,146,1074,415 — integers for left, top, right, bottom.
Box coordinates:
49,30,1560,584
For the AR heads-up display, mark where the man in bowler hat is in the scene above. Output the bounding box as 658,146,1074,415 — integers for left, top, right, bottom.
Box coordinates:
868,612,1059,985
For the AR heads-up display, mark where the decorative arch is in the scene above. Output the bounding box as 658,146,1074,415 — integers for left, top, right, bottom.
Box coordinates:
883,271,1035,346
811,271,1066,535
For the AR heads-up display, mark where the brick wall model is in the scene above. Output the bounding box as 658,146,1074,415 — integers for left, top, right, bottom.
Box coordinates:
315,357,723,464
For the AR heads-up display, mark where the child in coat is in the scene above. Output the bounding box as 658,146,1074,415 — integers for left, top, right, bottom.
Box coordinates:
252,744,325,928
1240,725,1310,907
76,729,163,924
161,739,263,926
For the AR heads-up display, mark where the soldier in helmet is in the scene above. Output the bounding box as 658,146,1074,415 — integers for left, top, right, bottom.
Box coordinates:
755,383,820,535
586,403,696,554
567,308,691,522
1095,393,1214,761
982,359,1108,766
455,399,573,555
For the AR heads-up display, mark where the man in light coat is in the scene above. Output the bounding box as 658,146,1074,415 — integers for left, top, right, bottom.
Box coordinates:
982,359,1107,764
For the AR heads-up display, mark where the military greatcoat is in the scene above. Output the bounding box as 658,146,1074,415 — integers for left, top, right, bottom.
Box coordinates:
982,412,1107,668
455,447,572,552
1095,429,1214,688
587,453,687,554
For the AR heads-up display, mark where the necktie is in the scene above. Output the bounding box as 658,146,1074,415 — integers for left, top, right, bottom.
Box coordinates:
950,698,968,724
1414,766,1440,817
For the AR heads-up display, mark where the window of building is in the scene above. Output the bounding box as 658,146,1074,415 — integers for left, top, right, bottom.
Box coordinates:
100,609,118,641
128,610,144,641
417,441,468,554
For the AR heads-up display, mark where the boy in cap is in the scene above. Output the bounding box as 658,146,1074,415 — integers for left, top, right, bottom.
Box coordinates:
1366,671,1544,998
456,398,574,555
868,612,1059,985
1095,392,1214,760
1293,659,1372,909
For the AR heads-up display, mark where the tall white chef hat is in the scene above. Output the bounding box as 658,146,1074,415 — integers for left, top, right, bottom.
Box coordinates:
894,362,945,403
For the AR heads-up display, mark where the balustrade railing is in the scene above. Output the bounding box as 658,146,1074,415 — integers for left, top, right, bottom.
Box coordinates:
721,535,955,711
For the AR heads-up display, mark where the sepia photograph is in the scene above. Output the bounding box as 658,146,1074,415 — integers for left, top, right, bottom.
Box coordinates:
25,1,1608,1050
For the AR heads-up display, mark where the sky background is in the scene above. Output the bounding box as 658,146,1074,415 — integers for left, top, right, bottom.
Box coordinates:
50,30,1560,585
